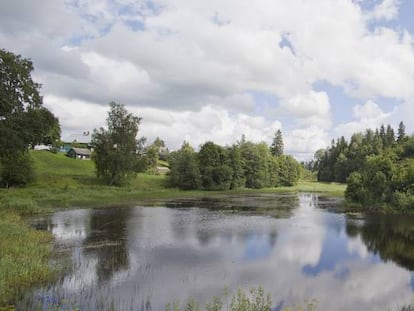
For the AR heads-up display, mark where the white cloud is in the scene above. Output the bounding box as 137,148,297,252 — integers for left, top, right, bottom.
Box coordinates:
2,0,414,158
334,100,393,138
285,126,330,161
134,105,282,150
367,0,401,21
43,95,108,135
282,91,331,128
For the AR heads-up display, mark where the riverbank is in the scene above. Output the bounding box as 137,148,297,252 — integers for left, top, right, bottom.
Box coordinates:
0,151,345,306
1,151,346,212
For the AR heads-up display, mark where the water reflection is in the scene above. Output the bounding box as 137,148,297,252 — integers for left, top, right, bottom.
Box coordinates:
346,214,414,271
24,194,414,311
84,208,131,283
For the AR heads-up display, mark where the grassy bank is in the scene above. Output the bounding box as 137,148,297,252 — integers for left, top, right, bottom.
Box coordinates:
0,151,345,306
0,212,53,307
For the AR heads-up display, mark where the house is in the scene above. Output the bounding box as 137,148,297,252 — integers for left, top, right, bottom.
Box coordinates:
67,147,92,160
61,131,92,152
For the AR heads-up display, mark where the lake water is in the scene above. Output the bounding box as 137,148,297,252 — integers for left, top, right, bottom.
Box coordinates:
23,193,414,311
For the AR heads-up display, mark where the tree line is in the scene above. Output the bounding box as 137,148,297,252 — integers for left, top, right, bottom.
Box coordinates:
313,122,414,211
89,101,302,190
168,132,301,191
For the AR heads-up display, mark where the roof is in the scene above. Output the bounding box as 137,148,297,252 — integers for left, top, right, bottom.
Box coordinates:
70,148,92,156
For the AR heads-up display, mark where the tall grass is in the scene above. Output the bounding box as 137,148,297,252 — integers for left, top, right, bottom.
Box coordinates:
0,212,53,306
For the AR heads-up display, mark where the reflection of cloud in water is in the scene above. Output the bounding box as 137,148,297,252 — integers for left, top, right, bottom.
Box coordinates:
24,194,414,311
277,194,325,267
50,209,91,245
347,235,369,259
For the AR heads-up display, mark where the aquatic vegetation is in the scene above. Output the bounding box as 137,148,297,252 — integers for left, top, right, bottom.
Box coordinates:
165,288,317,311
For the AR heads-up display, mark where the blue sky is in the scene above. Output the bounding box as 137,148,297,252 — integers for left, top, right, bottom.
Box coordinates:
1,0,414,159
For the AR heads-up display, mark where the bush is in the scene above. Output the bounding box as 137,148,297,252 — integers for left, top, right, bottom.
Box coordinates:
0,152,34,188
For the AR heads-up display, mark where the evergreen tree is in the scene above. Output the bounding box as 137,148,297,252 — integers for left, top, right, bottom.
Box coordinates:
397,121,407,143
270,129,284,157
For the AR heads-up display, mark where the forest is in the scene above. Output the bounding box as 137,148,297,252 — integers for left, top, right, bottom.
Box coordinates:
313,122,414,211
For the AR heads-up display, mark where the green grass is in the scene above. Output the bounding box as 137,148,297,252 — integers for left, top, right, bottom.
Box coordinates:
0,151,346,306
31,151,95,177
276,181,346,197
0,212,53,307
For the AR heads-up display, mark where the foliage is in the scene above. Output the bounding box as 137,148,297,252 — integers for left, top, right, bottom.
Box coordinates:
315,123,406,183
140,137,170,174
275,155,301,186
270,129,284,157
92,102,142,186
320,122,414,211
0,152,34,187
169,133,301,191
227,144,245,189
198,142,233,190
0,49,60,187
168,142,201,190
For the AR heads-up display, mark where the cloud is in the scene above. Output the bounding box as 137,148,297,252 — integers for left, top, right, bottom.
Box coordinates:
285,126,330,161
2,0,414,159
367,0,401,21
0,0,80,39
134,104,282,150
334,100,393,137
43,95,108,135
282,91,331,128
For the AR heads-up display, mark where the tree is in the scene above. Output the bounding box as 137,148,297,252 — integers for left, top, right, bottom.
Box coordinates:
92,102,142,186
168,142,201,190
275,155,301,186
23,107,61,147
226,145,245,189
270,129,284,157
0,49,42,116
198,141,233,190
397,121,407,143
0,49,60,187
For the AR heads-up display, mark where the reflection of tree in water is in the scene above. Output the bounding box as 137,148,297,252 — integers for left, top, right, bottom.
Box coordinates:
346,215,414,271
84,208,132,282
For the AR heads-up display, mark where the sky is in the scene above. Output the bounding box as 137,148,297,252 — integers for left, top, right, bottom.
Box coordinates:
1,0,414,160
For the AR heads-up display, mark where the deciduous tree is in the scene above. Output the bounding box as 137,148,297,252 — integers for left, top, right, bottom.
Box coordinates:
92,102,142,186
0,49,60,187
